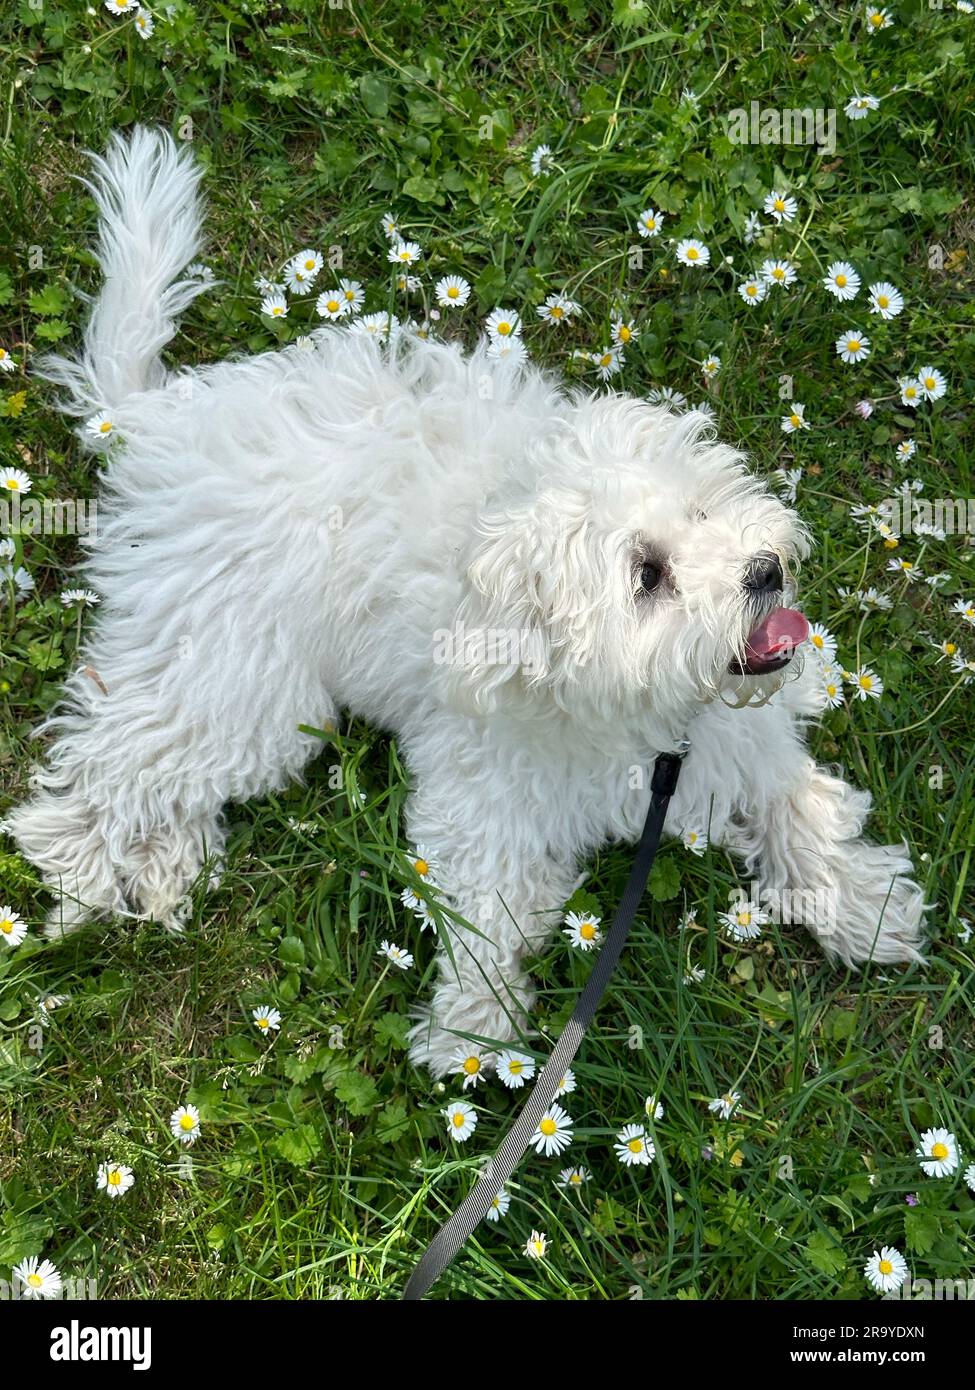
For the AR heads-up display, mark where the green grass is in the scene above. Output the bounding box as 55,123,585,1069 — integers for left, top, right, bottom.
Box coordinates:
1,0,974,1300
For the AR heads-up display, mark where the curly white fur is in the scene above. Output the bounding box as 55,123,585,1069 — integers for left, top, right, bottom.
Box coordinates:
6,129,925,1074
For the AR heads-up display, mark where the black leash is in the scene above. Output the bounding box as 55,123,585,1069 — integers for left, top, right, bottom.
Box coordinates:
401,748,685,1300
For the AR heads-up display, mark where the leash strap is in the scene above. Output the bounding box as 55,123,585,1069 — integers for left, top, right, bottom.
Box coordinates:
401,749,685,1300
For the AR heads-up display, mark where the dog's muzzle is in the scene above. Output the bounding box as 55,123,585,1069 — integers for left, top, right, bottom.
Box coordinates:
730,604,810,675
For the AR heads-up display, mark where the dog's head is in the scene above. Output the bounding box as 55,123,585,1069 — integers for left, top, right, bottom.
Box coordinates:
446,393,810,726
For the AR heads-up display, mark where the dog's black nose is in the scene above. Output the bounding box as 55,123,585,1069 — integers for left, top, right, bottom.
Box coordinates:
744,552,783,594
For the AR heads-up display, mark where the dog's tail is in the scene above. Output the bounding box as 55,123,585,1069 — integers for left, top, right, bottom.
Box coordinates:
40,126,207,422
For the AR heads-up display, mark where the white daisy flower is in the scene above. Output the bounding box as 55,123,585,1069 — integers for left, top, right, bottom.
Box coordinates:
637,207,664,238
97,1162,135,1198
170,1103,201,1144
845,94,880,120
85,412,118,445
388,240,422,267
614,1122,655,1166
917,1127,960,1178
530,144,554,177
378,940,413,970
452,1049,487,1090
683,965,706,984
916,365,947,401
536,294,579,326
530,1103,574,1157
554,1069,576,1096
13,1255,63,1300
252,1005,281,1033
435,275,471,309
896,438,916,460
950,653,975,682
485,1189,511,1221
806,623,837,662
718,902,769,941
646,385,687,409
708,1091,740,1121
104,0,138,12
292,248,323,279
743,211,762,245
380,211,401,240
315,289,348,320
444,1100,477,1142
134,5,154,34
868,282,903,318
846,666,884,700
0,466,30,493
899,377,922,408
60,587,100,608
701,354,720,378
836,329,870,363
524,1230,548,1259
0,347,16,372
865,5,893,31
823,261,860,300
0,906,27,948
591,345,624,379
887,557,921,582
283,262,316,296
563,909,602,950
485,307,522,340
682,826,708,855
761,258,798,289
764,190,797,224
260,292,288,319
497,1050,536,1089
645,1094,664,1121
612,318,639,347
864,1246,909,1293
394,272,421,294
557,1166,590,1188
675,238,710,268
487,336,528,364
338,278,365,314
952,597,975,625
738,277,767,306
773,467,802,503
821,670,845,709
781,402,810,435
964,1163,975,1195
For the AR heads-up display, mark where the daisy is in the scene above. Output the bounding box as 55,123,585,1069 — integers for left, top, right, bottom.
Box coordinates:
380,211,401,240
738,277,767,306
864,1246,909,1294
435,275,471,309
97,1161,135,1198
950,653,975,682
917,365,947,401
260,292,288,319
536,294,579,325
444,1100,477,1142
1,466,31,493
395,273,421,294
0,347,16,372
563,909,602,950
899,377,922,408
555,1069,576,1097
964,1163,975,1195
637,207,664,238
485,307,522,340
952,597,975,625
675,238,710,268
645,1094,664,1121
558,1166,590,1188
524,1230,548,1259
13,1256,63,1300
743,211,762,245
718,901,769,941
134,11,154,38
614,1122,655,1166
865,5,893,31
821,670,845,709
764,190,797,224
845,94,880,120
60,587,100,608
530,144,554,177
292,248,323,279
836,329,870,363
682,826,708,855
452,1048,487,1090
283,262,316,296
497,1050,536,1089
104,0,138,12
530,1103,574,1157
683,965,706,984
846,666,884,700
488,336,528,364
806,622,837,662
316,289,348,320
338,278,365,314
252,1005,281,1033
887,557,921,581
591,346,624,380
485,1189,511,1221
407,846,438,884
378,940,413,969
896,438,916,461
647,385,687,409
702,354,720,378
932,638,959,660
388,240,422,267
9,566,34,598
170,1103,201,1144
781,402,810,434
0,906,27,948
868,282,903,318
611,318,639,347
823,261,860,300
708,1091,740,1121
917,1127,960,1178
761,258,798,289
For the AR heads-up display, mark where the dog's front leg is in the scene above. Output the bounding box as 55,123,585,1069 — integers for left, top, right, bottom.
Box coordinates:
678,681,926,966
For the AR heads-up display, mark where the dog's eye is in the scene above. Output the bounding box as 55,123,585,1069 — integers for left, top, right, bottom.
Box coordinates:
640,560,662,593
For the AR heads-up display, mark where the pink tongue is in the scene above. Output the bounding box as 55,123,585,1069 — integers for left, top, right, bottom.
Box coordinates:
745,607,809,661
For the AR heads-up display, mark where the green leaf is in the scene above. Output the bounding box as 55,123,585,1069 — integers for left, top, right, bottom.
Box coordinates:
279,935,305,967
904,1206,940,1256
334,1067,379,1115
272,1123,322,1166
28,284,69,317
648,856,681,902
806,1227,847,1277
0,1212,53,1265
376,1098,410,1143
372,1011,410,1050
358,74,390,119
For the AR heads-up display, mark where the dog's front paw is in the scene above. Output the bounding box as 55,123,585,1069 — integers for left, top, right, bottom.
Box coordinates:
816,839,927,966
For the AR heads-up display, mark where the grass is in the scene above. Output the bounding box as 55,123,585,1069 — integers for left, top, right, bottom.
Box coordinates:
1,0,974,1300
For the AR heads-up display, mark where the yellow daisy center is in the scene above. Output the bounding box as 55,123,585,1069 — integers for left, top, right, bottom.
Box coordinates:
272,307,284,316
773,267,785,279
7,479,19,489
924,377,935,389
627,1137,643,1153
599,354,612,367
931,1142,949,1160
811,634,824,649
877,295,889,308
645,217,656,230
686,247,699,260
509,1059,523,1075
790,414,801,428
618,326,631,342
497,321,511,336
257,1017,269,1028
108,1169,122,1185
463,1056,480,1075
447,286,458,298
27,1273,43,1287
326,300,339,312
847,339,860,352
746,285,757,296
945,643,956,655
304,259,316,270
550,306,564,319
879,1258,893,1275
452,1111,465,1127
0,919,13,933
414,858,428,876
858,675,873,690
580,922,596,940
774,198,785,211
569,1172,582,1183
179,1114,195,1131
738,911,752,926
540,1117,557,1136
835,274,847,287
870,12,883,24
826,683,837,697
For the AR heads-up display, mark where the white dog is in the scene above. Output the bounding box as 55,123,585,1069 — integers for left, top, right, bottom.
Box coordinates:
7,129,924,1074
